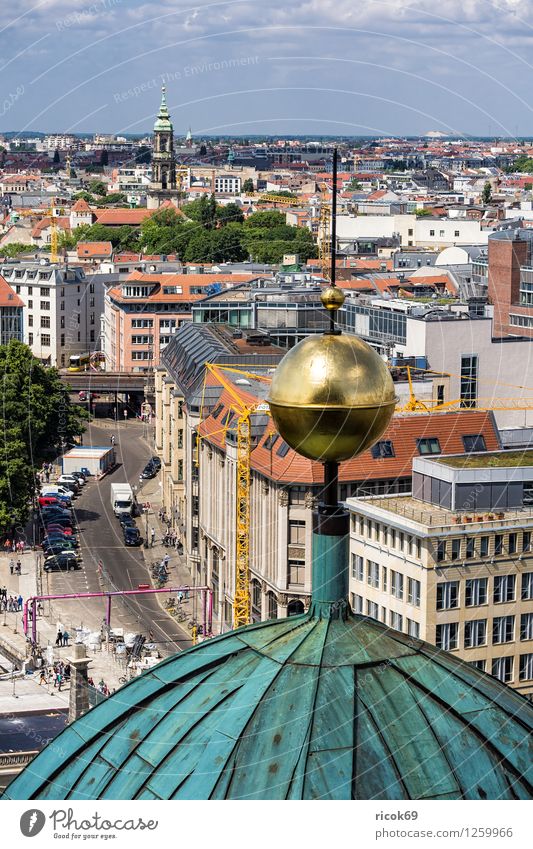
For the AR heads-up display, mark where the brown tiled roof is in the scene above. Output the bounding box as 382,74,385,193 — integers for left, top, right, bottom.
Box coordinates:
71,199,93,212
107,272,257,304
77,241,113,258
198,386,500,485
0,274,24,308
95,208,153,226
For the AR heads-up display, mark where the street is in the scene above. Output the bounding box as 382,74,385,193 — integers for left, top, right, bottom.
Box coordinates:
47,419,192,655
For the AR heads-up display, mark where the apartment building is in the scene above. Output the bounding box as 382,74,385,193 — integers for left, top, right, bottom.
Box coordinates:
154,323,500,632
336,213,491,250
0,261,104,366
214,174,241,195
347,451,533,699
103,271,258,371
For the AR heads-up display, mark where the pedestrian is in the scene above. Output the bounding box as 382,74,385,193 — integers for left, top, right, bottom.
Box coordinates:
177,591,184,605
150,527,155,547
39,668,47,686
110,434,115,446
9,558,14,575
16,559,21,575
64,663,71,682
55,669,62,691
17,594,23,611
55,628,63,647
62,630,69,646
163,553,170,569
45,469,49,483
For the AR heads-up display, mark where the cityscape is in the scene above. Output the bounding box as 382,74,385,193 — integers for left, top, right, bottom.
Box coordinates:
0,0,532,826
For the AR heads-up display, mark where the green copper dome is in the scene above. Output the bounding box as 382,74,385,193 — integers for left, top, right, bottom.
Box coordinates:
4,604,533,800
153,86,173,132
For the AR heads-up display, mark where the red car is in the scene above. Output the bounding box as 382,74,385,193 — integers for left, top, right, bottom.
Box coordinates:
45,523,73,536
38,495,61,508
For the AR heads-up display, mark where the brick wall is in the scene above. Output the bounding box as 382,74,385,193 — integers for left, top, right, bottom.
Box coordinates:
488,237,529,336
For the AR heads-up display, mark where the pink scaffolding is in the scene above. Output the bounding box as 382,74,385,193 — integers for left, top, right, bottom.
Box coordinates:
23,585,214,644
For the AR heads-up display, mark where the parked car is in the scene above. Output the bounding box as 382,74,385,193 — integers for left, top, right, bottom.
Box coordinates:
118,514,136,528
42,517,74,530
69,471,87,484
38,495,63,508
42,534,78,549
141,463,158,480
41,492,72,507
123,526,141,546
42,541,79,557
57,475,82,491
41,484,77,499
41,507,73,522
150,456,161,470
44,524,74,537
43,552,80,572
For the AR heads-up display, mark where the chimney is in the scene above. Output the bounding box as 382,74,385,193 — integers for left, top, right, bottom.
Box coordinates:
68,643,92,723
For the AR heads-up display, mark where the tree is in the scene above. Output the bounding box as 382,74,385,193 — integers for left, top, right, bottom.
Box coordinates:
216,203,244,225
416,208,433,217
0,341,86,533
525,183,533,191
88,179,107,197
53,149,60,164
182,194,217,230
0,242,31,258
244,210,286,229
242,178,254,193
482,181,492,205
210,228,247,263
140,207,187,254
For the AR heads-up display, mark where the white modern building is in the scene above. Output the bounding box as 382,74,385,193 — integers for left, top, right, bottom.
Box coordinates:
336,213,491,249
0,260,105,367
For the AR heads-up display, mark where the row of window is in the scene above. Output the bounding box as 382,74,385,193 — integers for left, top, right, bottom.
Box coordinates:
353,520,422,558
352,555,421,606
437,613,533,649
351,593,420,637
437,574,533,609
436,531,531,563
469,655,533,682
131,319,177,329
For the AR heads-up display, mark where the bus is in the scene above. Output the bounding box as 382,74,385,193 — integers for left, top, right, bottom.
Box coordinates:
68,352,91,372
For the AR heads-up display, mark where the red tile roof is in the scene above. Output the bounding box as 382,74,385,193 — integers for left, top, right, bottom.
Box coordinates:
71,199,93,212
107,272,257,304
77,241,113,258
198,385,500,485
0,274,24,308
95,208,153,226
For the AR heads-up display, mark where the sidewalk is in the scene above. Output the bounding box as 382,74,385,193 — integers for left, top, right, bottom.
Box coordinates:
136,470,199,644
0,550,133,694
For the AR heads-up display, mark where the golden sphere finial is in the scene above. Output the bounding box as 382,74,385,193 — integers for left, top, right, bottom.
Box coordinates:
321,286,345,311
268,333,396,462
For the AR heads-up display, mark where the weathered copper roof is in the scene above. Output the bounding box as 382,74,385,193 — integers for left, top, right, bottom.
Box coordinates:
5,610,533,800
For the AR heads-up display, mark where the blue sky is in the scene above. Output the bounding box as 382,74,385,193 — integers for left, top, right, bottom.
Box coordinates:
2,0,533,136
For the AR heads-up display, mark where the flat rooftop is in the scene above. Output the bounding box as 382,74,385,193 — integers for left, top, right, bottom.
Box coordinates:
436,450,533,469
349,494,533,530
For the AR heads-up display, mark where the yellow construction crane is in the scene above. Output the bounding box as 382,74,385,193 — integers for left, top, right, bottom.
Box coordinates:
251,193,297,206
198,364,272,629
395,365,533,413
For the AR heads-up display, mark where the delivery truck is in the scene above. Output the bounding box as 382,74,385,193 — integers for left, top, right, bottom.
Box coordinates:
110,483,134,516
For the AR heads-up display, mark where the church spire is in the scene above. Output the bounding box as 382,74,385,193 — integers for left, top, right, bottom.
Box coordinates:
154,85,173,132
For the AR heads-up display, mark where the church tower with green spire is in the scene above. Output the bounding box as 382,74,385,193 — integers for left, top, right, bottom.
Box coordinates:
148,86,177,209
